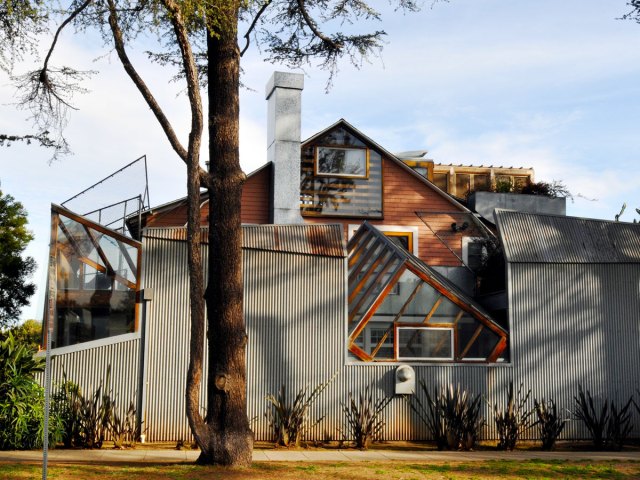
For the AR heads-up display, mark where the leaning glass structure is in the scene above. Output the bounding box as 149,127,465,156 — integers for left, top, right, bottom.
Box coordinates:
348,222,508,363
46,205,142,349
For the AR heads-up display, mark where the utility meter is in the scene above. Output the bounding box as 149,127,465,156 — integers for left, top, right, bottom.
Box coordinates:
395,364,415,395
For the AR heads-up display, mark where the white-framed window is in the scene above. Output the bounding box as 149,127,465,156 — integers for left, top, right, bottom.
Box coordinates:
315,146,369,178
396,326,454,361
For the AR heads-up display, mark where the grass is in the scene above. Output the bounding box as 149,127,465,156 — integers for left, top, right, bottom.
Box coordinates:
1,460,640,480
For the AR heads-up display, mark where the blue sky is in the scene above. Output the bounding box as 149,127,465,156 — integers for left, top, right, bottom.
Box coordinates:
1,0,640,322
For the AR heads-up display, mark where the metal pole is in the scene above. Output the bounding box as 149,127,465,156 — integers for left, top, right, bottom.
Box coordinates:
42,211,58,480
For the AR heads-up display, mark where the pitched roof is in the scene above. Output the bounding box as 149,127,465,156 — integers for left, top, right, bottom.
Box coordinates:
495,210,640,264
302,119,471,214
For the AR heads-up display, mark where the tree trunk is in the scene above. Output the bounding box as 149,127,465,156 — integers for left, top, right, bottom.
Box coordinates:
196,1,253,466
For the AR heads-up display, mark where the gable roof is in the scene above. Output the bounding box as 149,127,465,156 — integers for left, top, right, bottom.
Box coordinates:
495,210,640,264
302,118,471,214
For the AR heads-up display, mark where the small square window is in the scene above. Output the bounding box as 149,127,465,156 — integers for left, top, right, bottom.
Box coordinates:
315,146,368,178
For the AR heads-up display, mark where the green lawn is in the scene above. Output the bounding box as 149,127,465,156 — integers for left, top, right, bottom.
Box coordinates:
2,460,640,480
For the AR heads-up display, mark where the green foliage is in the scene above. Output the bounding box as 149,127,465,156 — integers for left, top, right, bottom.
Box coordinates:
493,382,533,451
52,367,140,449
533,398,566,450
0,332,63,449
410,383,484,451
494,178,513,193
521,180,572,199
573,385,633,450
0,319,42,350
0,190,36,328
340,386,392,450
607,399,633,450
265,376,334,447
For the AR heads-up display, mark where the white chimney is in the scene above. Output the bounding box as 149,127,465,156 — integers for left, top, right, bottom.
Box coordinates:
265,71,304,224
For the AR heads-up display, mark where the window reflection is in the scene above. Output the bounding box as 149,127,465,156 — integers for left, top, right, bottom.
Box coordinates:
49,206,141,348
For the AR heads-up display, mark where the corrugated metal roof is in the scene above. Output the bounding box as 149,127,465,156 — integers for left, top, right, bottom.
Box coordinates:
495,210,640,264
144,224,346,258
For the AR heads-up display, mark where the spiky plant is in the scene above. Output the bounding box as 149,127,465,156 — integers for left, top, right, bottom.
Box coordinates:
533,398,566,450
265,375,334,447
607,398,633,451
341,387,392,450
493,382,533,450
410,382,483,451
573,385,609,449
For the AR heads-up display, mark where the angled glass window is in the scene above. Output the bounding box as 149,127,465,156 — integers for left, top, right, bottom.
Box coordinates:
47,205,142,349
347,222,508,363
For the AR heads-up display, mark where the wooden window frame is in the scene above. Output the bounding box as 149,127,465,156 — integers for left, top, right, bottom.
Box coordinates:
315,146,369,179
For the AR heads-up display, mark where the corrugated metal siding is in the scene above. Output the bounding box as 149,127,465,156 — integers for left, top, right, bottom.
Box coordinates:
36,339,140,421
509,263,640,439
144,225,346,258
496,210,640,263
141,226,510,442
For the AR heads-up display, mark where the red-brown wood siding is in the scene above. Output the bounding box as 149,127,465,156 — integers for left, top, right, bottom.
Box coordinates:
240,166,270,224
144,166,271,228
303,158,465,266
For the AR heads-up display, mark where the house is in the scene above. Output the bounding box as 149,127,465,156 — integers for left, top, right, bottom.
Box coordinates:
39,72,640,444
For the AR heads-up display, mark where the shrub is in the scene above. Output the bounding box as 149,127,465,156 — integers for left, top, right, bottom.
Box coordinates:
410,382,484,451
533,398,566,450
493,382,533,450
573,385,633,450
573,386,608,449
265,376,334,447
0,333,63,449
52,367,140,449
341,386,392,450
521,180,572,199
607,399,633,451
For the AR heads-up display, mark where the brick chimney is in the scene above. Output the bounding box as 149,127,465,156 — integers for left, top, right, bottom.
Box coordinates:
265,71,304,224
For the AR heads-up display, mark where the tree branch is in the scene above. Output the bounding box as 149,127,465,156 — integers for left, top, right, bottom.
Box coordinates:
296,0,342,50
106,0,189,163
240,0,272,57
161,0,209,184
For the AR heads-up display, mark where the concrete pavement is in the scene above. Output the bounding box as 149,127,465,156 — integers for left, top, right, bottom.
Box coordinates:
1,448,639,465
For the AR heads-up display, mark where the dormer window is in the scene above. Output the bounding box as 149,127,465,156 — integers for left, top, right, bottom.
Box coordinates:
301,124,382,219
315,146,369,179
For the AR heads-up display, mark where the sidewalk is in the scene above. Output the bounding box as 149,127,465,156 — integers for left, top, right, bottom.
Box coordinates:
1,448,639,465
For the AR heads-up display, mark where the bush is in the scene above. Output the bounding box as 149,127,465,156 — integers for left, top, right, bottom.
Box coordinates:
521,180,572,199
0,333,63,449
52,367,140,449
493,382,533,451
341,387,392,450
573,385,633,450
265,376,334,447
410,382,484,451
533,398,566,450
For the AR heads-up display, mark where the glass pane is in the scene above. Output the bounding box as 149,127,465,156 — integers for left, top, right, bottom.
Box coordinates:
316,147,367,178
51,210,141,349
474,174,490,191
455,174,471,198
459,318,501,360
352,323,395,361
427,295,461,324
397,327,453,360
433,173,448,191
